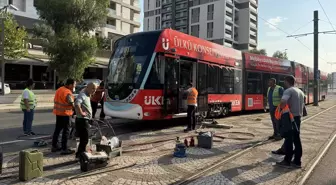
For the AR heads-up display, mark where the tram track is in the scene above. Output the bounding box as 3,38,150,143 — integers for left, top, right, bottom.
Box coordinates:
173,103,336,185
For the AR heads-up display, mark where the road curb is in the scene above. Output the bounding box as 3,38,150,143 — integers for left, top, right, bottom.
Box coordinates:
296,130,336,185
296,105,336,185
0,107,53,113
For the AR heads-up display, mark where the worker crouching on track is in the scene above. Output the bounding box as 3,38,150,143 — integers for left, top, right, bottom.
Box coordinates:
51,79,76,155
74,82,97,159
184,82,198,132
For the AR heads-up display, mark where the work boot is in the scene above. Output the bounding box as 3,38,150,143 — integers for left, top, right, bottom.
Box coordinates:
271,149,286,155
51,146,61,153
60,149,75,155
183,128,192,133
268,135,275,140
274,135,282,141
276,160,292,168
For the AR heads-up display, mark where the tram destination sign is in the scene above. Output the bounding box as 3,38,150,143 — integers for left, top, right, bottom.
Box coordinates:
244,53,292,74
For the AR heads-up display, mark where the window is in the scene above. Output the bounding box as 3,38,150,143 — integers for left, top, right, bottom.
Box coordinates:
145,55,164,89
191,8,200,23
110,1,116,10
191,25,199,37
107,18,116,26
155,16,160,30
197,63,208,94
207,4,214,20
9,0,13,5
246,72,262,94
156,0,161,7
207,22,213,38
148,0,150,9
207,65,219,93
147,18,149,30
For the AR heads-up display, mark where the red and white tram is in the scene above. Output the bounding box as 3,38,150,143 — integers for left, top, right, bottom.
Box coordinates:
104,29,328,120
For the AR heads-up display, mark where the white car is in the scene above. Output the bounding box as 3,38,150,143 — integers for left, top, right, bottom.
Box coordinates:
0,82,11,95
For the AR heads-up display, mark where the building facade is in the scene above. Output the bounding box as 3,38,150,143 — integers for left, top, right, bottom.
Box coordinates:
0,0,141,90
143,0,258,51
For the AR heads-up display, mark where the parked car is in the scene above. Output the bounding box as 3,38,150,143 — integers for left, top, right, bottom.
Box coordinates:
0,82,11,95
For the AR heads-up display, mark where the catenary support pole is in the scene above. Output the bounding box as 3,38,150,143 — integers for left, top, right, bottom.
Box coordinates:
313,10,319,106
1,18,5,96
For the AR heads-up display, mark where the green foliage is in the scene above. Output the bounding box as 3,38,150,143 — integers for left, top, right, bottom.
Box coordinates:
0,12,27,59
45,26,97,81
249,48,267,56
34,0,109,34
33,0,109,82
272,50,288,59
96,36,111,50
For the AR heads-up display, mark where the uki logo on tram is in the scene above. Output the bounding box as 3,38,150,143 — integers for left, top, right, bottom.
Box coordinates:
144,96,163,106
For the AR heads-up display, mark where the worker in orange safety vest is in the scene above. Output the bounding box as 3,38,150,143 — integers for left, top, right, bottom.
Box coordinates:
51,79,76,155
184,82,198,132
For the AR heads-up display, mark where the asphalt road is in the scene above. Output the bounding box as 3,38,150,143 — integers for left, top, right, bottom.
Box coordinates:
305,138,336,185
0,109,111,154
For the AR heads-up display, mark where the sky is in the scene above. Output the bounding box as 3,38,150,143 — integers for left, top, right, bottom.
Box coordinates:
139,0,336,73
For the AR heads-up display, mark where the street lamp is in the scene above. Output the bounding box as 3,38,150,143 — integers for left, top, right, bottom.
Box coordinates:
0,4,18,95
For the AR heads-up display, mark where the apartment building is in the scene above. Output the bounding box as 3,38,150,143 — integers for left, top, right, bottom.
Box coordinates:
143,0,258,51
1,0,141,37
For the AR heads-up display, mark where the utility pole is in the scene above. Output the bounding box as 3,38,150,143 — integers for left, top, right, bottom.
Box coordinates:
0,18,4,96
287,10,336,106
313,10,318,106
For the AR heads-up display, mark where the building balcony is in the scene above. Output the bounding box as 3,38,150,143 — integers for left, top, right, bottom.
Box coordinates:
106,24,117,30
108,9,117,17
250,0,257,6
250,5,257,13
110,0,140,13
162,0,172,5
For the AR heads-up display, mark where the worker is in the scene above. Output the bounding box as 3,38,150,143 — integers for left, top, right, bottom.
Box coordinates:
184,82,198,132
267,78,284,140
75,82,97,159
51,79,76,155
274,75,304,168
20,79,36,136
90,81,105,120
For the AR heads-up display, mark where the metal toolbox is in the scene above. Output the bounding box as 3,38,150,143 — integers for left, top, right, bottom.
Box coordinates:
19,149,43,181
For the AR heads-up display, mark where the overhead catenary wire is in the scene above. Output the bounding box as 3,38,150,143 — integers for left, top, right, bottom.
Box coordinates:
258,15,328,63
317,0,336,33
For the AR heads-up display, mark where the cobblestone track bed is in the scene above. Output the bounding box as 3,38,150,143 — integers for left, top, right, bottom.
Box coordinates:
0,99,335,185
180,100,336,185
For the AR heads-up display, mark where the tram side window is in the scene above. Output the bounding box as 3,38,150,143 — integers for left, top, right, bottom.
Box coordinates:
247,72,262,94
234,70,242,94
207,65,219,93
219,68,234,94
144,56,164,89
198,63,207,94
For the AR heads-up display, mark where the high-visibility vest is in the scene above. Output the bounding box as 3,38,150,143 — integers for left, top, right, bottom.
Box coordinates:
53,86,74,116
267,85,281,106
187,87,198,105
20,88,36,110
275,105,294,122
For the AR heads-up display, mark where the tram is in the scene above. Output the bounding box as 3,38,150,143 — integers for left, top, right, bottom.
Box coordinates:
104,29,328,120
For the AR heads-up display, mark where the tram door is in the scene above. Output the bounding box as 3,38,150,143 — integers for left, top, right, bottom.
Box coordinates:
163,57,196,116
163,56,179,115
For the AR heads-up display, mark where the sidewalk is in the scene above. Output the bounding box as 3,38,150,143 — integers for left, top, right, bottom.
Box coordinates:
0,99,335,185
0,103,53,112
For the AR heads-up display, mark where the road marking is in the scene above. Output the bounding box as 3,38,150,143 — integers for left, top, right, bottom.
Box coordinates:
0,135,51,145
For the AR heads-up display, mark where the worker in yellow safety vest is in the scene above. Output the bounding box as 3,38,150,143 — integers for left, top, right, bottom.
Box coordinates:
20,79,36,136
51,79,76,155
184,82,198,132
267,78,284,140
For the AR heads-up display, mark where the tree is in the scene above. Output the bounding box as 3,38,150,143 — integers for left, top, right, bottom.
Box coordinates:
249,48,267,56
33,0,109,82
0,12,27,59
272,50,288,59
